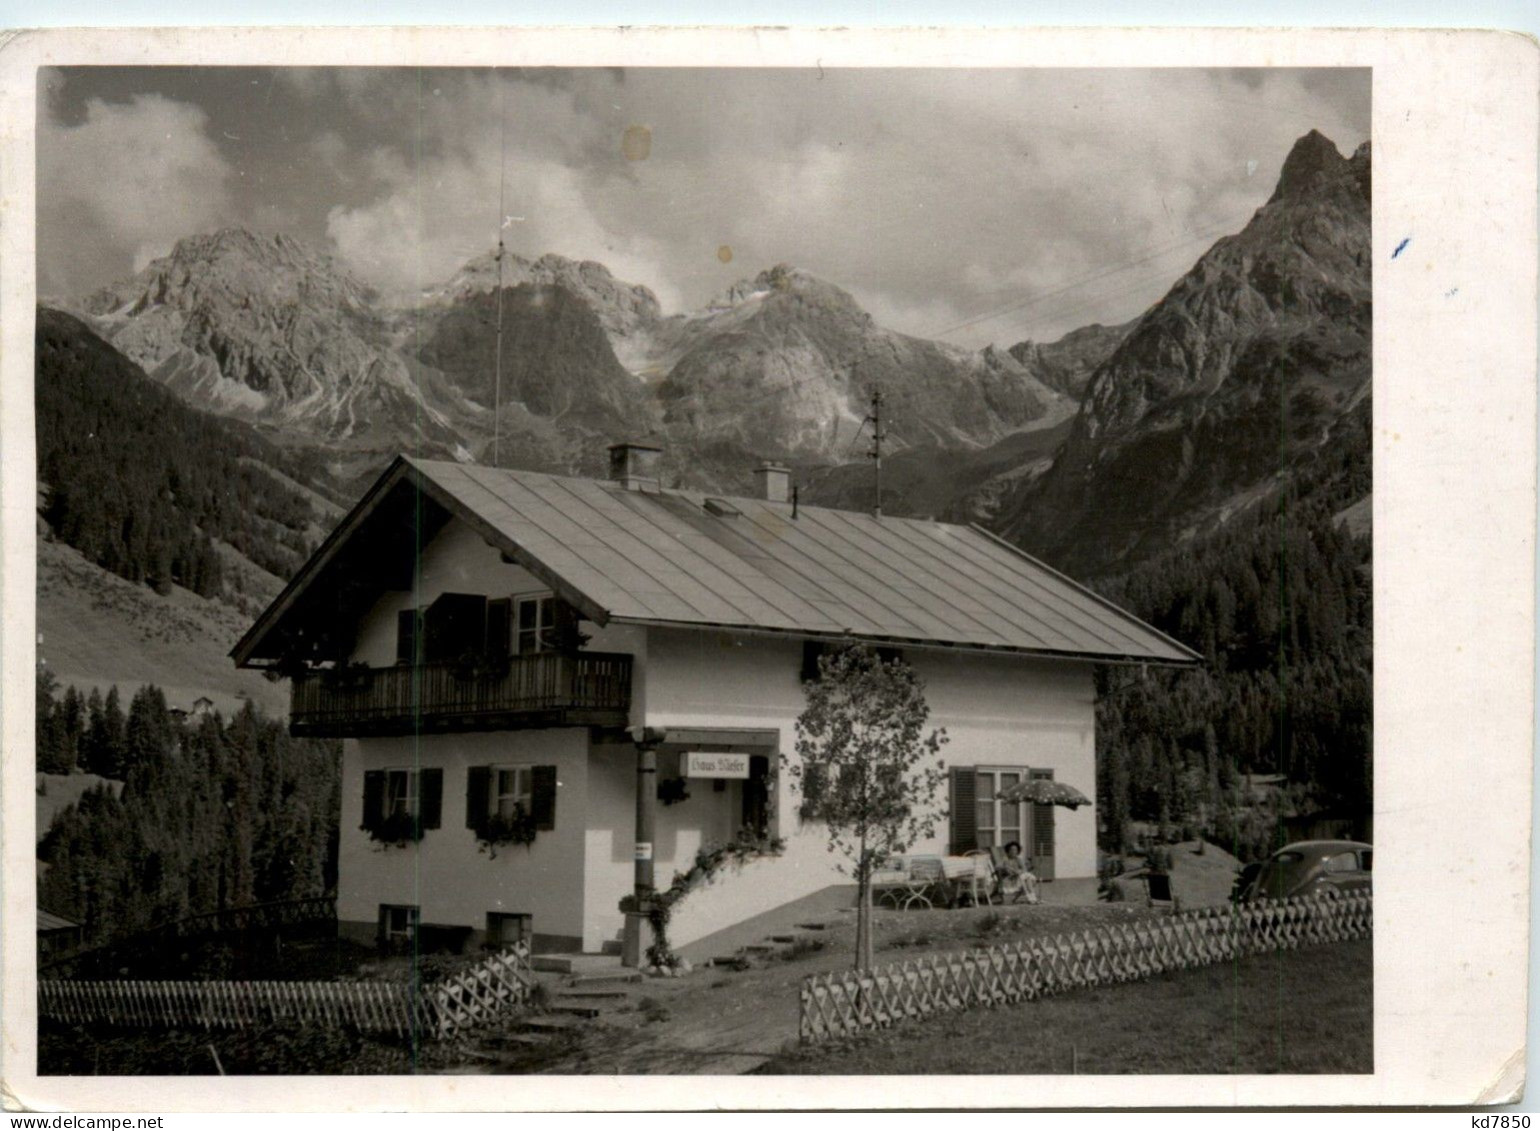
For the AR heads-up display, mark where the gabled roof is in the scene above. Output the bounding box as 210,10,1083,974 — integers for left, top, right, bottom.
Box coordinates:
233,456,1200,668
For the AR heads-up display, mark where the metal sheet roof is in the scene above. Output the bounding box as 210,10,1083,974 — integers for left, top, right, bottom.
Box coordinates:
396,457,1198,665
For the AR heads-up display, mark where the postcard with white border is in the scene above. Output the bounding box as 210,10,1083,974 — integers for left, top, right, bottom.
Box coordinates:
1,24,1535,1112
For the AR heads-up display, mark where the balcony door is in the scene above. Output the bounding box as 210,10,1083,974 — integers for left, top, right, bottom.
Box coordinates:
421,593,488,663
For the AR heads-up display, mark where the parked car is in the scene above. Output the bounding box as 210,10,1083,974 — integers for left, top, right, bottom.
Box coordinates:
1234,839,1372,903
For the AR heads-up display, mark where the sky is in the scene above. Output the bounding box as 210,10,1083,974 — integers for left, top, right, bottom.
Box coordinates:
37,66,1369,348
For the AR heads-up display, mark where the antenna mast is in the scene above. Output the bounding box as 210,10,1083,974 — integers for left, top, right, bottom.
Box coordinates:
491,77,509,468
867,387,884,518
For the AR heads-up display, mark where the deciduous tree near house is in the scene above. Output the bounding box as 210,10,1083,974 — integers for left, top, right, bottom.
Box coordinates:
790,644,947,972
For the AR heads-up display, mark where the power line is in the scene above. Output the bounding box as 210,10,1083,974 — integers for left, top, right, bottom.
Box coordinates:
924,209,1256,342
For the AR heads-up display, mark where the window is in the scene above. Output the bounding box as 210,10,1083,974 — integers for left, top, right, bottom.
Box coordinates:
492,766,534,820
516,594,557,655
950,765,1057,878
1323,851,1361,875
361,768,443,837
385,768,419,818
379,904,419,947
486,912,531,949
974,768,1028,850
399,596,517,665
801,641,904,683
466,764,559,834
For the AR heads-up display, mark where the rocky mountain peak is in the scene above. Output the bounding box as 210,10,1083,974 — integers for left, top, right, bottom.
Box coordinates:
85,227,376,319
710,264,870,323
423,247,663,345
1268,129,1359,205
995,128,1372,574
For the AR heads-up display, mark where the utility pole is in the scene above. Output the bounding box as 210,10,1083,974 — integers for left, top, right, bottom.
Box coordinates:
867,388,885,519
622,725,667,967
491,76,508,469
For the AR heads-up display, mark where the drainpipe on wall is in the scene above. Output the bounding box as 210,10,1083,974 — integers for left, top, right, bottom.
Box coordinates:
622,725,667,967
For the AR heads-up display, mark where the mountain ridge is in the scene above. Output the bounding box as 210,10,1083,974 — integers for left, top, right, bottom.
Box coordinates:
993,131,1371,577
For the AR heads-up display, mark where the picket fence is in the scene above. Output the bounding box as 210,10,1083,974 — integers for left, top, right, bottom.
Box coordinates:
799,893,1372,1043
38,942,534,1041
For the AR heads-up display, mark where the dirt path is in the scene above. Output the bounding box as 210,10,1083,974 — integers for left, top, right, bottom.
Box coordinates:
534,894,1190,1074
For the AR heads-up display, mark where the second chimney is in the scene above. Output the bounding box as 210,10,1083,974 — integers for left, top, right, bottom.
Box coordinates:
753,462,791,504
609,441,663,492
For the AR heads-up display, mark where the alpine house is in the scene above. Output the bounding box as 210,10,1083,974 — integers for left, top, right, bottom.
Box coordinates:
233,442,1198,959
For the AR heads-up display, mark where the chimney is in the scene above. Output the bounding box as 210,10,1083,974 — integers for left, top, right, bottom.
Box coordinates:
608,441,663,492
753,462,791,504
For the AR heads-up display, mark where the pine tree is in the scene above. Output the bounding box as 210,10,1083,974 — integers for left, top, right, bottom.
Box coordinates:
35,665,71,774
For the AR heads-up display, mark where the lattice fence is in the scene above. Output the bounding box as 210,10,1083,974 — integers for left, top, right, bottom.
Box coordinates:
38,941,534,1041
799,893,1371,1043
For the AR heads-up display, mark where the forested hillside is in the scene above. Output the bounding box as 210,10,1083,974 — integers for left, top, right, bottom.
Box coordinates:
36,679,340,945
36,307,332,598
1092,406,1372,861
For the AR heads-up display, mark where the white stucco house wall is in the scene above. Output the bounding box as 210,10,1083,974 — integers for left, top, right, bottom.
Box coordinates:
233,444,1197,957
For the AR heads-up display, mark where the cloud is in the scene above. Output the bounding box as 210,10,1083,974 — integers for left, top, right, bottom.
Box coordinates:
39,67,1368,347
38,93,235,295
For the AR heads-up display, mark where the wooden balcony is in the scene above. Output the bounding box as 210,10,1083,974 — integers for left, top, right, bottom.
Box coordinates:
289,652,633,737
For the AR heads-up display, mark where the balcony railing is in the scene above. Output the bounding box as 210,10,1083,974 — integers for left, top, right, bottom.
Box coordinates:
289,652,633,737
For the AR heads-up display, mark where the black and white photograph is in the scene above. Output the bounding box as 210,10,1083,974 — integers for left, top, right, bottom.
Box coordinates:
2,25,1533,1111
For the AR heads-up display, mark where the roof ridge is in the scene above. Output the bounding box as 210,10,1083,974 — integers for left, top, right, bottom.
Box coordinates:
401,454,973,529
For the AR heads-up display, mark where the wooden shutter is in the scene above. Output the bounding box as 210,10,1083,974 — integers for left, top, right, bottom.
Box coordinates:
396,609,419,665
949,765,977,854
361,770,385,833
465,765,491,831
742,755,770,834
552,598,581,653
531,765,558,830
418,768,443,830
485,600,512,660
800,762,826,820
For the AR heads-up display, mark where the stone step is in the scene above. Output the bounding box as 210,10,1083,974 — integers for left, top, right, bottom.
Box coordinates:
768,934,800,943
556,987,632,999
531,955,578,974
568,970,644,987
532,953,625,975
479,1032,556,1050
708,955,751,969
794,922,830,931
742,942,783,953
517,1014,587,1033
549,1003,604,1019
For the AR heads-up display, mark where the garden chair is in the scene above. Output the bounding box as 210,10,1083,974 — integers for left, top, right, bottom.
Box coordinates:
870,860,913,909
959,850,998,907
900,856,948,910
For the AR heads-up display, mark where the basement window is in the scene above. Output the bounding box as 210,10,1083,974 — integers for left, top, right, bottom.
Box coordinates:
486,912,531,949
378,904,419,948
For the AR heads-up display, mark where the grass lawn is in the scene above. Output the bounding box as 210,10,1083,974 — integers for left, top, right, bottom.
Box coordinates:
758,939,1373,1075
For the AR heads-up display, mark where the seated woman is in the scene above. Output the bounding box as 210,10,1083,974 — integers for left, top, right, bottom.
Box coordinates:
997,840,1041,905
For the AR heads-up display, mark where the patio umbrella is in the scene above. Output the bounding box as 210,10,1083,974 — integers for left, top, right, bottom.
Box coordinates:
996,779,1093,809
